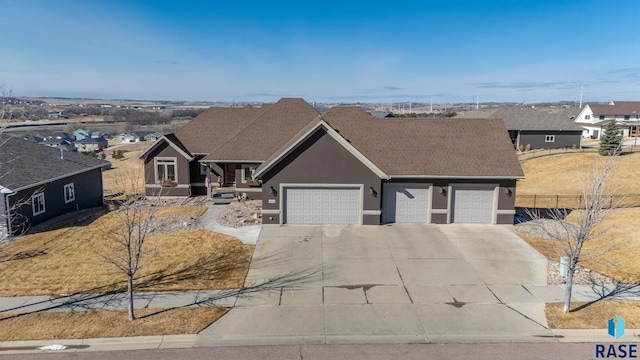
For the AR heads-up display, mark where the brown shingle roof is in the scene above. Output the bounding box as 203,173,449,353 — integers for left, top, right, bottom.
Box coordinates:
589,101,640,116
202,98,320,162
322,107,523,177
174,106,265,154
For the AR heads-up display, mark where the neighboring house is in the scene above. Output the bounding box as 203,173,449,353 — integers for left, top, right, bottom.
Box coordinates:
91,131,109,140
119,133,137,143
144,132,166,141
73,129,91,141
133,131,154,141
74,137,108,153
0,136,107,235
369,111,395,118
455,107,583,149
40,138,76,152
47,132,75,142
140,98,523,225
118,131,153,143
575,101,640,139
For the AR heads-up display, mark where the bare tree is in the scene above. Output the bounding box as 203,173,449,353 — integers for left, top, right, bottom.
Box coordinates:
526,152,620,313
98,161,163,320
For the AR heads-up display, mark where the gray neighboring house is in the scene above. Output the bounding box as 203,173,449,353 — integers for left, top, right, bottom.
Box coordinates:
455,107,583,149
0,136,107,235
74,137,108,153
140,98,524,225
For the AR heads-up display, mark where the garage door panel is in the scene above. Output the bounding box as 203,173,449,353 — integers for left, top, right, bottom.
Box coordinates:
383,185,429,223
452,188,494,224
284,187,360,224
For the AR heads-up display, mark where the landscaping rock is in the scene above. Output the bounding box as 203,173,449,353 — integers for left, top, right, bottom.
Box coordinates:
217,200,262,228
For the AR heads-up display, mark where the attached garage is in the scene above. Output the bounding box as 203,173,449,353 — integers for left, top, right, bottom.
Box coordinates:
383,184,430,223
451,186,496,224
283,186,362,224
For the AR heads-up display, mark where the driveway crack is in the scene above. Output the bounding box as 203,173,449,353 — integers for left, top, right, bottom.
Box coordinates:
485,284,550,330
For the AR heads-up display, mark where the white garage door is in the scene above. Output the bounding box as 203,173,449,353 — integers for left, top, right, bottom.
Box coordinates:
452,188,494,223
383,184,429,223
284,187,360,224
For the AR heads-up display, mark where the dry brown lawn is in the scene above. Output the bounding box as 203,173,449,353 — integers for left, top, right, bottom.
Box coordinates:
0,307,228,341
546,301,640,329
102,142,149,195
0,206,254,296
516,152,640,207
519,207,640,283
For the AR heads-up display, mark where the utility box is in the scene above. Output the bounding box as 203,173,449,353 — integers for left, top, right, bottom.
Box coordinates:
559,256,569,278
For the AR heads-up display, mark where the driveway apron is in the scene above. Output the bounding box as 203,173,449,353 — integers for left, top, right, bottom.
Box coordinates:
196,224,554,346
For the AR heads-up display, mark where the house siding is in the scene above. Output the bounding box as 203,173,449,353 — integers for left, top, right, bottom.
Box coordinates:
518,130,582,150
143,141,191,196
260,129,382,225
7,168,104,234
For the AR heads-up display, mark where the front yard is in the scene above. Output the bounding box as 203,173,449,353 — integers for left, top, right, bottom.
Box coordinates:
516,152,640,324
0,204,255,340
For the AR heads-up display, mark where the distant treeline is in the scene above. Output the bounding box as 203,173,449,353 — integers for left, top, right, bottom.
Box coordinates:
6,106,205,125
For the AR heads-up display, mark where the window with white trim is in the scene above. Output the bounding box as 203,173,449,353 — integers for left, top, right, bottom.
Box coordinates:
585,115,591,120
155,158,177,183
242,164,256,183
64,183,75,203
32,193,46,216
545,135,555,142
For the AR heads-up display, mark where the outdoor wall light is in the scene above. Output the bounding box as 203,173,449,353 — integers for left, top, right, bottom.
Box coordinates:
369,187,378,197
504,188,513,196
270,186,277,196
439,186,447,194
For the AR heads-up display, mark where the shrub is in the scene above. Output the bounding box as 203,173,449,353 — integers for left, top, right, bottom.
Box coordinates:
525,144,531,151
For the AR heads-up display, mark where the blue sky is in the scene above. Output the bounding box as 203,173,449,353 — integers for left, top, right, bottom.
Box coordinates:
1,0,639,103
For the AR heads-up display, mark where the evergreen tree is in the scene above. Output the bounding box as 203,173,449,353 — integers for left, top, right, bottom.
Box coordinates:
599,120,623,156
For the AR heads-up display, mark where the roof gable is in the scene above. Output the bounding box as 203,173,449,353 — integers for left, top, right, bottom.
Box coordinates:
254,119,388,179
138,134,194,161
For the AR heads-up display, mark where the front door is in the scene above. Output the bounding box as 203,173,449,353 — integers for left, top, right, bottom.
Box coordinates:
225,164,236,185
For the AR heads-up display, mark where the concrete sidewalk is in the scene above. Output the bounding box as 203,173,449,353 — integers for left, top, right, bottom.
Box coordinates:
2,222,640,353
1,284,639,355
196,203,262,245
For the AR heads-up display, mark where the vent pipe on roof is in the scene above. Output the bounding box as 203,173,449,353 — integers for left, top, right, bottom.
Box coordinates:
60,148,64,160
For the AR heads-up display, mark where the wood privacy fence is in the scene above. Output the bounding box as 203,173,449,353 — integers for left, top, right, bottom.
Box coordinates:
515,194,640,209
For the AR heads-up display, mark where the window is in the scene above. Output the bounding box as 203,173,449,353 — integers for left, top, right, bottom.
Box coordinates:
242,164,256,183
64,183,75,203
32,193,45,216
200,163,208,175
585,115,591,120
599,115,605,120
625,116,630,120
545,135,555,142
155,158,177,183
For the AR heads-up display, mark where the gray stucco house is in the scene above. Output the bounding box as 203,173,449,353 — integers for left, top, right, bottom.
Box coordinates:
0,136,107,235
140,98,524,225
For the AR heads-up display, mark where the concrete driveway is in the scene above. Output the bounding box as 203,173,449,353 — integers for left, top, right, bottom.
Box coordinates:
197,224,556,345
